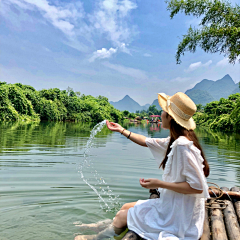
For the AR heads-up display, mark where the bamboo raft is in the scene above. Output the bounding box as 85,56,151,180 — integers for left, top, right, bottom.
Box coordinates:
121,186,240,240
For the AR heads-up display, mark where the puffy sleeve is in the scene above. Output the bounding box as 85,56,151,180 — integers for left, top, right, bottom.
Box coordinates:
145,137,170,166
177,144,210,199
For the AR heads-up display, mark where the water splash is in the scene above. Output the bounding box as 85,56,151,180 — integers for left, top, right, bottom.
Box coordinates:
78,120,121,212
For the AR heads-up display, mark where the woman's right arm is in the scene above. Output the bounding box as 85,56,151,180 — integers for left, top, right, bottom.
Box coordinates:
106,120,147,147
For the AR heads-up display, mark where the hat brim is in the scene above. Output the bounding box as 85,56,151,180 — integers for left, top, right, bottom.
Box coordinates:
158,93,196,130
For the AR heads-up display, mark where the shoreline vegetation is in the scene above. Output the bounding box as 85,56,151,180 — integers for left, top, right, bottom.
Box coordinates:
194,93,240,133
0,82,239,133
0,82,159,124
0,82,124,123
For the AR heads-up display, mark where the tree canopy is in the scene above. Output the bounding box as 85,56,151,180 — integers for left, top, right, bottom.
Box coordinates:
193,93,240,132
0,82,123,123
167,0,240,64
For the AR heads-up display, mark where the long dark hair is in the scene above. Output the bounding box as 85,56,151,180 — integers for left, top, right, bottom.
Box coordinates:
159,113,210,177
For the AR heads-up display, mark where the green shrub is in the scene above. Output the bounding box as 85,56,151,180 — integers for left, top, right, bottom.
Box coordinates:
228,93,240,101
38,98,61,121
215,98,236,115
39,88,62,101
194,94,240,133
8,85,35,116
0,84,39,122
0,83,124,123
204,101,219,115
0,105,19,121
230,99,240,132
14,83,36,92
210,115,234,132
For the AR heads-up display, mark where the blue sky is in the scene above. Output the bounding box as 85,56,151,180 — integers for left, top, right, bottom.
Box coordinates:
1,0,239,105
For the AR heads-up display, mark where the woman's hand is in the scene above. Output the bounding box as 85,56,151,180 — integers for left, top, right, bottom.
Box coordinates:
139,178,162,189
106,120,123,133
140,179,203,194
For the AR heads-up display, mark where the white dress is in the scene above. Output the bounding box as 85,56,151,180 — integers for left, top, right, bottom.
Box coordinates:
127,136,210,240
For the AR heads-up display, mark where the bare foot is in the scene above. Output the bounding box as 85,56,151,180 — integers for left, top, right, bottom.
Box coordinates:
75,219,113,233
74,223,120,240
74,235,96,240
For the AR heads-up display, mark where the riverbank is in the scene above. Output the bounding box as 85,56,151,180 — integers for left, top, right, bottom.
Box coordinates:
0,82,123,123
193,93,240,133
1,82,239,133
0,82,154,124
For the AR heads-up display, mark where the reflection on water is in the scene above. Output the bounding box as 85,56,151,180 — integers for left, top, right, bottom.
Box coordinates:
0,122,239,240
0,121,112,152
122,121,167,137
195,127,240,185
149,123,161,132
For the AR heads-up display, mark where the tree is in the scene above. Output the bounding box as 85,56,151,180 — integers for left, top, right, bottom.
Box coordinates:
196,103,203,112
129,112,136,119
123,110,130,117
75,91,81,97
148,105,161,115
167,0,240,64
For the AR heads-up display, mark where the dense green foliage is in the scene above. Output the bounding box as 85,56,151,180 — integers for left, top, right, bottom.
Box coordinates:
194,93,240,132
167,0,240,64
121,105,162,120
136,105,162,118
0,82,123,123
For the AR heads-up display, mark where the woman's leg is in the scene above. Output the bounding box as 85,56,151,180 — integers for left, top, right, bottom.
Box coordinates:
120,202,137,210
74,202,137,240
75,219,113,232
113,201,137,229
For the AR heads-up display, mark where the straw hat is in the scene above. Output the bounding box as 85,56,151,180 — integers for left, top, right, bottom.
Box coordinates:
158,92,197,130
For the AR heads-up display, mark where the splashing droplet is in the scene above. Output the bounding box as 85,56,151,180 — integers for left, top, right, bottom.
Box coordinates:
77,120,121,212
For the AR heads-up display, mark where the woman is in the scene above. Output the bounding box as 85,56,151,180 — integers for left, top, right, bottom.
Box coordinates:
76,92,210,240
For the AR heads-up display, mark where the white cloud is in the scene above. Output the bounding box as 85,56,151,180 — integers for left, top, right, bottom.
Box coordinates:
188,61,202,71
185,60,212,72
143,53,152,57
64,38,90,53
216,58,229,67
89,0,137,47
103,62,148,82
5,0,85,37
170,77,190,82
89,47,118,62
202,60,212,67
4,0,32,10
4,0,137,56
119,42,131,55
89,42,131,62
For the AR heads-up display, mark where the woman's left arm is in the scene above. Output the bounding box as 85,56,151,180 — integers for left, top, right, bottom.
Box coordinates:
139,178,203,194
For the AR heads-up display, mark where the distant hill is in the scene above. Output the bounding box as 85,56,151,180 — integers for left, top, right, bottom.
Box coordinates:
109,96,159,113
185,89,214,105
186,78,214,92
143,103,150,110
208,74,237,100
151,99,162,111
185,74,239,105
232,86,240,94
109,95,145,113
110,75,239,111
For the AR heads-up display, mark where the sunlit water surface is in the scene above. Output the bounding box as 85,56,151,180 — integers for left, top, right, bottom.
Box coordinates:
0,122,240,240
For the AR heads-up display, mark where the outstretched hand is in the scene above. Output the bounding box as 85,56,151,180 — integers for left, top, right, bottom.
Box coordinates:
139,178,162,189
106,120,123,133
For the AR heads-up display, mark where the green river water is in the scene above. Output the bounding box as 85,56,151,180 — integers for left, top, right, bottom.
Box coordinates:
0,121,240,240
